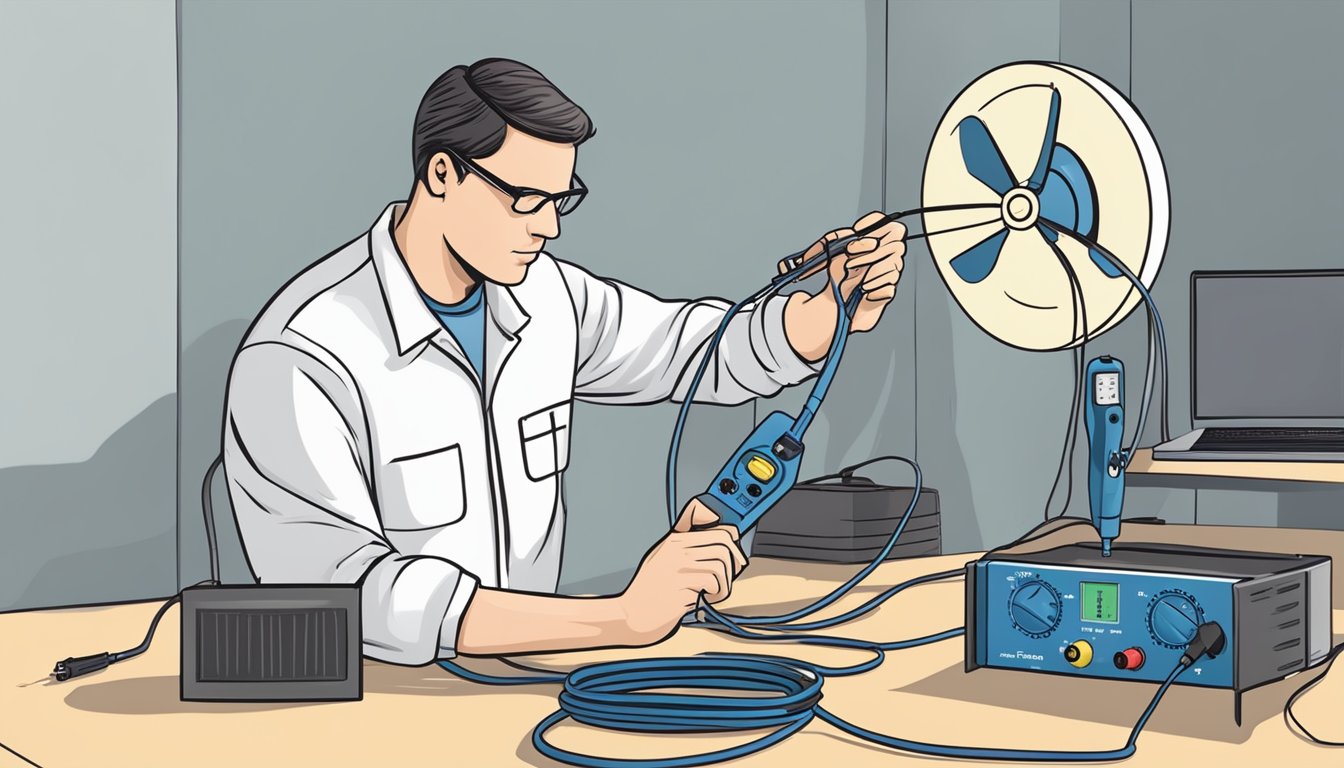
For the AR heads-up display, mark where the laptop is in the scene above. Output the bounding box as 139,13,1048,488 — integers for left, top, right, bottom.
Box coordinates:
1152,269,1344,462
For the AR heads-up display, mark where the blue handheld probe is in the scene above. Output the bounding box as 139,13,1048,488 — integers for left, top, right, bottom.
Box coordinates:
693,279,862,534
1084,355,1127,555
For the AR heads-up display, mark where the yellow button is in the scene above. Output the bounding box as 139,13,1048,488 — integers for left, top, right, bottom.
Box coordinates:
746,455,776,482
1064,640,1093,668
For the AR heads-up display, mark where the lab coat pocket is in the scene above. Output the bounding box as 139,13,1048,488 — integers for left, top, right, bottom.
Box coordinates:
518,401,572,482
381,444,467,530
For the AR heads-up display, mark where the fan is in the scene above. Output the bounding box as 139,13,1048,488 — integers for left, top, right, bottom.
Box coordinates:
922,62,1169,351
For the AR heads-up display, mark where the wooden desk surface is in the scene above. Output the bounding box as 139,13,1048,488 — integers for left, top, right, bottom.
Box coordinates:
4,525,1344,767
1128,448,1344,483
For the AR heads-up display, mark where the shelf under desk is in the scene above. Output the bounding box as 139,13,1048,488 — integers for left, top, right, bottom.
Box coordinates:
1127,448,1344,484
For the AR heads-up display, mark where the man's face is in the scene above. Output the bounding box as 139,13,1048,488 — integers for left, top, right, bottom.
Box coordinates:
428,126,576,285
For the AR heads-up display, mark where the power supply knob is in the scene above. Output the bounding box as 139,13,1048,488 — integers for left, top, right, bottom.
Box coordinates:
1008,580,1062,638
1147,591,1204,649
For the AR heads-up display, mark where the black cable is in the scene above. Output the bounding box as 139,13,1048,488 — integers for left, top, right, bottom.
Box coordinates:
802,454,913,484
53,453,225,681
806,459,1105,558
1039,218,1169,453
113,593,180,663
1043,234,1087,521
984,514,1171,558
52,579,213,680
984,516,1097,556
1284,641,1344,746
202,453,223,586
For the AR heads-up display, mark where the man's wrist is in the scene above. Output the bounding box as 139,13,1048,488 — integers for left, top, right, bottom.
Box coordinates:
570,594,650,647
606,593,658,647
599,595,635,641
783,292,837,364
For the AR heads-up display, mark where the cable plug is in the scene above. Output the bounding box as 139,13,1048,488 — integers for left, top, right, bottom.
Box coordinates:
1180,622,1226,667
52,652,111,682
1109,451,1130,473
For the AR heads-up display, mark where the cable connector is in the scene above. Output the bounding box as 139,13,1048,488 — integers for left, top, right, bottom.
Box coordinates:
1108,450,1129,473
772,434,802,461
52,652,111,681
1180,622,1226,667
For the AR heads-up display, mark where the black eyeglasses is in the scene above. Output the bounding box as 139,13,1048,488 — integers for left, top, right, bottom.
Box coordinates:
443,148,587,216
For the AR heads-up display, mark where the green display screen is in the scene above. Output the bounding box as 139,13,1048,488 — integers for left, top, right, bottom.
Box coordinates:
1081,582,1119,623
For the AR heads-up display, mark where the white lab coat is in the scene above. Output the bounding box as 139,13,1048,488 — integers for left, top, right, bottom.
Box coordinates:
223,202,823,665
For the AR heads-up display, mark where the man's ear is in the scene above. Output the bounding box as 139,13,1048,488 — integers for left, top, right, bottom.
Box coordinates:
426,152,454,198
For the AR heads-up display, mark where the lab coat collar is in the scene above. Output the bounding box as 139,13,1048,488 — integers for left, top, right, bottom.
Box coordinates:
369,202,530,357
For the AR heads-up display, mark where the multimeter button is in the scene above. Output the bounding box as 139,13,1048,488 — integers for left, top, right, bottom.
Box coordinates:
745,455,776,482
746,484,762,497
719,478,738,494
1113,648,1145,670
1064,640,1093,668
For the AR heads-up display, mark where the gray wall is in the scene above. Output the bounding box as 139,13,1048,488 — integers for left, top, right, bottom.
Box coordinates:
897,0,1068,554
0,0,178,611
1127,0,1344,528
8,0,1344,611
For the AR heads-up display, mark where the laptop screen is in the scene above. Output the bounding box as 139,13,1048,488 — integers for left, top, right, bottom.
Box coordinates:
1193,270,1344,420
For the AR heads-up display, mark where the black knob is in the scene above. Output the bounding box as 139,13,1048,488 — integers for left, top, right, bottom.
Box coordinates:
746,484,762,497
719,478,738,494
1109,413,1119,423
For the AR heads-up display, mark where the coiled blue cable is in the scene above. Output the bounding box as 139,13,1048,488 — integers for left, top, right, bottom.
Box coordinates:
440,643,1188,766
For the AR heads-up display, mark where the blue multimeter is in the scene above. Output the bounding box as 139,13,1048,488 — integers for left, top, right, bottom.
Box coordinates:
693,412,804,533
1084,355,1126,556
694,285,863,534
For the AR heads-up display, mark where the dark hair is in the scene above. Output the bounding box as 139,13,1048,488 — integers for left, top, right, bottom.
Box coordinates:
411,58,595,184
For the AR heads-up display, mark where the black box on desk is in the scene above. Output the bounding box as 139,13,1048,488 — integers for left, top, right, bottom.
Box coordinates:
180,584,361,702
751,478,940,564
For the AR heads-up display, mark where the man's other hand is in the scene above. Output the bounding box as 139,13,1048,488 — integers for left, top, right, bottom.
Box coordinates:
617,498,748,645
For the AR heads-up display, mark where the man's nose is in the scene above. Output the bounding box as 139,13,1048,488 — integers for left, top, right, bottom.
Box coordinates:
528,202,561,240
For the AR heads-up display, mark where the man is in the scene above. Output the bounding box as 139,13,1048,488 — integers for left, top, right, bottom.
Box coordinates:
223,58,905,666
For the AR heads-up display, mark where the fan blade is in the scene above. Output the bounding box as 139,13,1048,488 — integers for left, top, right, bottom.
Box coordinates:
1088,245,1124,278
1041,219,1123,278
957,116,1015,196
948,227,1009,284
1025,87,1061,192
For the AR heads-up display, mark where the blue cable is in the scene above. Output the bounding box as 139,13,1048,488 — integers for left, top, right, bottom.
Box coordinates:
664,286,772,529
815,661,1186,762
440,639,1190,766
713,454,926,627
733,567,965,632
786,279,862,441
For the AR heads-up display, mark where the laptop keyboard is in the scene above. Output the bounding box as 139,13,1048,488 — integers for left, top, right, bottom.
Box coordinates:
1194,427,1344,452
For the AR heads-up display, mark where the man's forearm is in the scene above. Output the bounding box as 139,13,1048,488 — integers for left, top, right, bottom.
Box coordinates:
454,588,639,656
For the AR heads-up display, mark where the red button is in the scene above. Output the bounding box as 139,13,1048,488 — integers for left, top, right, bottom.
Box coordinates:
1113,648,1145,670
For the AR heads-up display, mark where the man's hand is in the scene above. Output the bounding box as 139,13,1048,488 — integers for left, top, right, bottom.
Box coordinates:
616,498,748,646
782,211,907,362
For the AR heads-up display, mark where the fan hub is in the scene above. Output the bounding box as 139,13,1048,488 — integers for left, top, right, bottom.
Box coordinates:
1002,188,1039,230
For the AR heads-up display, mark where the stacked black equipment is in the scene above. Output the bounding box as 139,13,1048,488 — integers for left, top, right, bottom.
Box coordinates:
751,471,940,564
